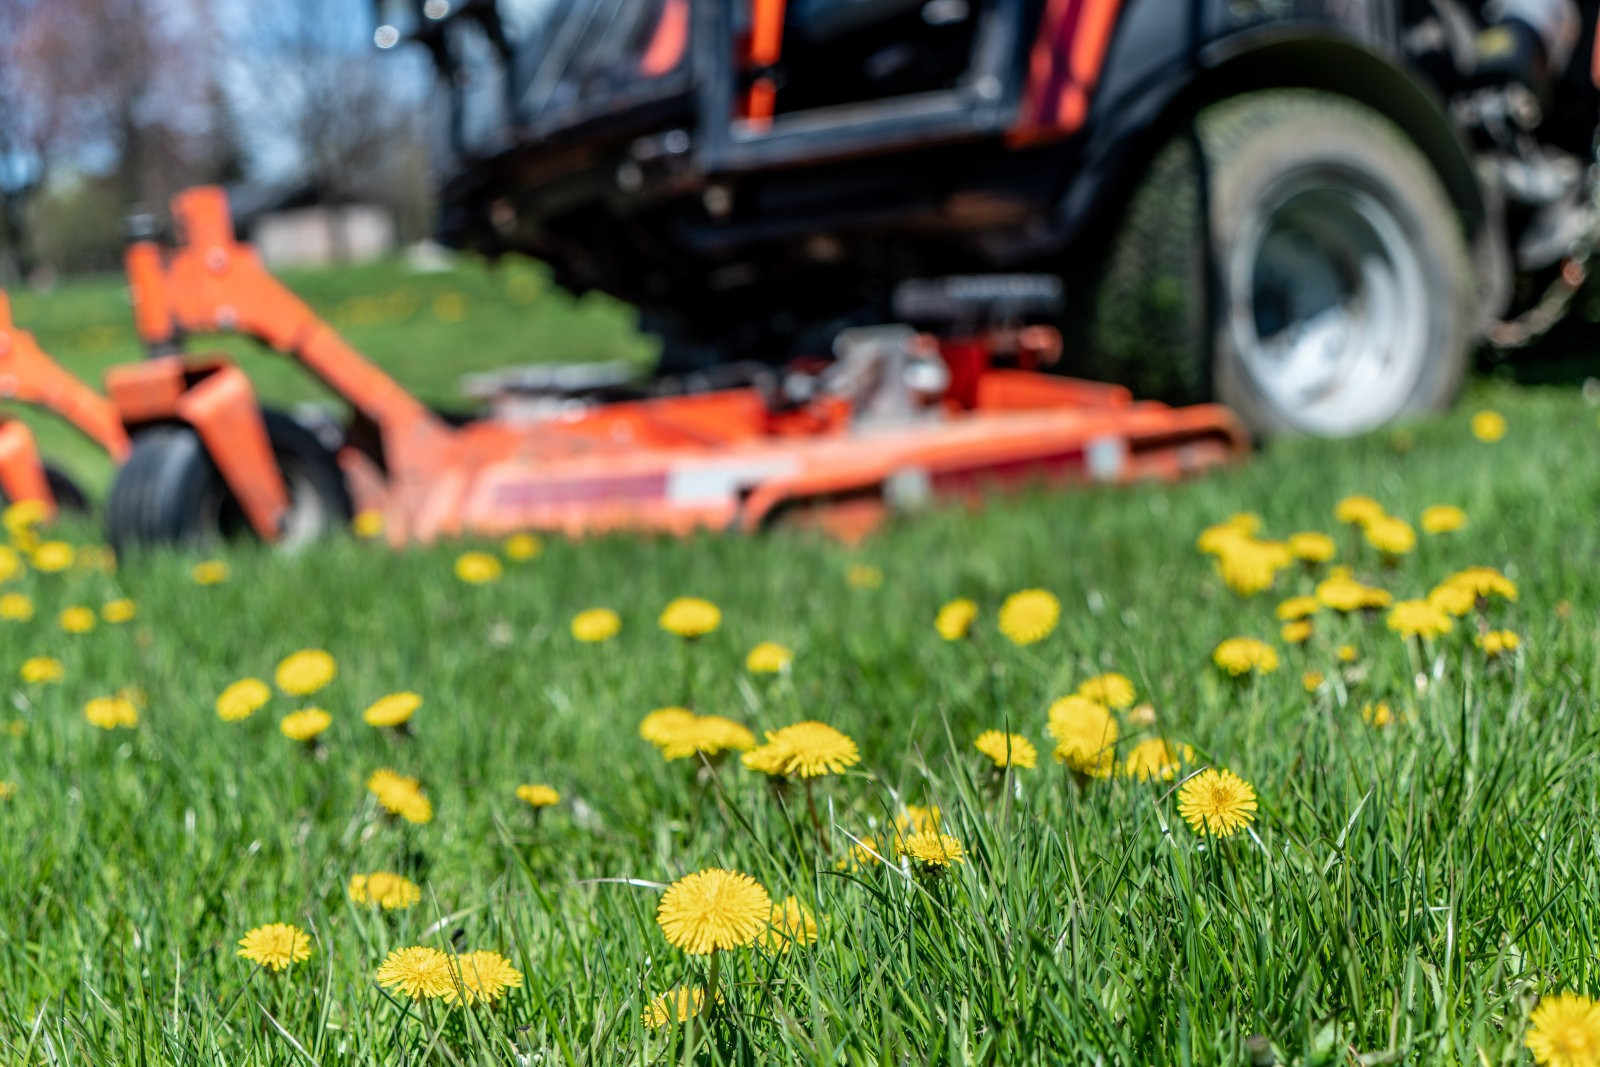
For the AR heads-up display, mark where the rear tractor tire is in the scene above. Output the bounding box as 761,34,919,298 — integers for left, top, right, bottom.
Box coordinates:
106,410,350,552
1088,89,1476,436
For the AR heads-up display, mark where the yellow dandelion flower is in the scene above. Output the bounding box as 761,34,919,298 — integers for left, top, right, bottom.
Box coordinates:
1361,701,1395,727
1196,520,1251,556
1428,581,1477,617
367,770,433,824
901,830,967,868
1334,495,1385,527
363,691,421,728
897,804,943,836
275,649,336,696
834,835,890,872
1471,409,1506,442
1224,512,1262,535
101,599,136,624
0,546,21,583
1446,566,1518,602
1479,630,1520,656
659,596,721,637
2,499,46,534
504,532,542,561
1363,515,1416,556
846,563,884,589
1280,620,1312,644
643,986,710,1029
516,783,560,808
216,677,271,722
934,597,978,640
348,871,422,910
1212,637,1279,676
1337,644,1358,663
1287,531,1336,563
1122,738,1193,782
0,592,32,621
191,560,229,585
974,730,1038,769
1525,991,1600,1067
740,742,788,775
672,715,757,760
31,540,73,572
58,606,95,634
1076,672,1135,709
1420,504,1466,534
745,641,793,674
376,946,454,999
1276,595,1320,621
237,923,311,971
0,781,14,799
1314,575,1362,612
761,896,819,952
1387,599,1453,640
351,509,384,539
656,868,771,954
1047,695,1117,776
571,607,621,642
746,721,859,778
1215,542,1284,596
19,656,63,683
1302,670,1324,692
444,950,523,1005
1177,768,1257,838
997,588,1059,645
454,551,502,584
280,708,332,742
84,695,138,730
639,707,697,746
1356,585,1395,607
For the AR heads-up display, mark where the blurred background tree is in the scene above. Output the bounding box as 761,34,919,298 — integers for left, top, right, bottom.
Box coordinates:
0,0,436,284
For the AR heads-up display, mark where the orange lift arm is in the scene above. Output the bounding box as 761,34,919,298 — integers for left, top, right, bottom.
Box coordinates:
0,290,131,463
127,187,448,450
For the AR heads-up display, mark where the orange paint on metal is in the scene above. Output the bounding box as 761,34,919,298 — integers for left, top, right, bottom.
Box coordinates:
173,364,289,540
1056,84,1089,132
1019,0,1074,132
0,419,55,513
1069,0,1122,86
640,0,690,75
1592,23,1600,88
125,241,176,346
125,184,1248,546
743,0,788,120
105,356,188,424
0,290,131,461
1011,0,1125,142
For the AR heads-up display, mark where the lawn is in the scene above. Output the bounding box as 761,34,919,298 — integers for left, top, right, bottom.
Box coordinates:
1,260,1599,1064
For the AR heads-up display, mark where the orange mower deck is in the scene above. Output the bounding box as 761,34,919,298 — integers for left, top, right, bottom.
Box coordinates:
114,186,1248,545
0,291,131,515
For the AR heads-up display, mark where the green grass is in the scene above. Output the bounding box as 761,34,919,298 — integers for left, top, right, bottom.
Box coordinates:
2,265,1599,1062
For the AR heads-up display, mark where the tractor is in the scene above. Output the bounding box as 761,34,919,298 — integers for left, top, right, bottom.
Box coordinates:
379,0,1599,436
